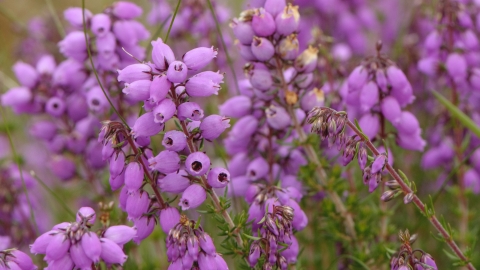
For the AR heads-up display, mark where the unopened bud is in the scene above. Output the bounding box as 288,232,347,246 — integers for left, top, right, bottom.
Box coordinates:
403,192,414,204
381,190,397,202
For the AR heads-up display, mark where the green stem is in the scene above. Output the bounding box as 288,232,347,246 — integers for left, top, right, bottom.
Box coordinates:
45,0,66,37
164,0,182,42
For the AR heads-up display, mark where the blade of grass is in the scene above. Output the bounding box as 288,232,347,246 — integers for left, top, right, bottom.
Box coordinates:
164,0,182,42
82,0,128,127
432,90,480,138
206,0,240,94
45,0,66,37
0,106,38,235
30,171,76,218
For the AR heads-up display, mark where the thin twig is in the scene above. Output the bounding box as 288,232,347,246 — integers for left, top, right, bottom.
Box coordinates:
343,118,475,270
164,0,182,43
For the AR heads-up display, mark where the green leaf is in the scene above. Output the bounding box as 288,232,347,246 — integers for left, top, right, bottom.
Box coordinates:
432,90,480,138
243,233,262,241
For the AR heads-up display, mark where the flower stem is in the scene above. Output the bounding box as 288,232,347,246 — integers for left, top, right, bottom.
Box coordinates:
344,118,475,270
126,136,166,209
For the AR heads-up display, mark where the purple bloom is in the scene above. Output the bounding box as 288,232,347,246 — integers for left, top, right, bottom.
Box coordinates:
167,61,188,83
446,53,467,81
251,37,275,61
347,66,368,92
91,14,111,37
182,47,218,71
58,31,87,61
123,80,151,102
149,75,171,103
247,157,268,181
266,105,291,130
185,71,223,97
219,96,252,118
64,7,92,28
46,233,70,261
200,115,230,140
381,97,402,124
76,207,96,225
131,112,164,138
1,87,32,107
231,19,254,45
179,184,207,210
207,168,230,188
100,238,128,265
359,81,379,112
149,150,181,174
126,190,150,219
70,243,92,268
151,38,175,70
81,232,101,263
275,4,299,36
252,8,276,37
185,152,211,176
104,225,137,246
177,102,204,121
112,1,143,19
358,113,380,140
247,63,272,91
158,170,190,193
125,162,144,193
153,98,176,124
12,61,38,88
133,217,155,244
118,63,151,83
162,130,187,152
159,207,180,234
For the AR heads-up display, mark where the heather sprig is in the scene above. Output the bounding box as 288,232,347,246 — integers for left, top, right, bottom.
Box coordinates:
308,106,475,269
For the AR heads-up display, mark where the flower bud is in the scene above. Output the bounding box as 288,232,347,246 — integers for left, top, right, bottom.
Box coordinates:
200,115,230,140
381,190,397,202
182,46,218,72
198,233,216,255
417,57,439,77
49,156,76,181
207,167,230,188
123,80,151,102
198,253,217,269
151,38,175,70
265,0,286,16
185,152,210,176
275,4,300,36
394,111,420,135
179,184,206,210
112,1,143,19
252,8,276,37
251,37,274,61
149,150,181,174
76,207,96,225
403,192,414,204
160,207,180,234
371,155,387,174
162,130,187,152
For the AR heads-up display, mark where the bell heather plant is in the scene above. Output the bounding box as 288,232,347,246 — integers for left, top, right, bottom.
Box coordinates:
1,0,480,269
